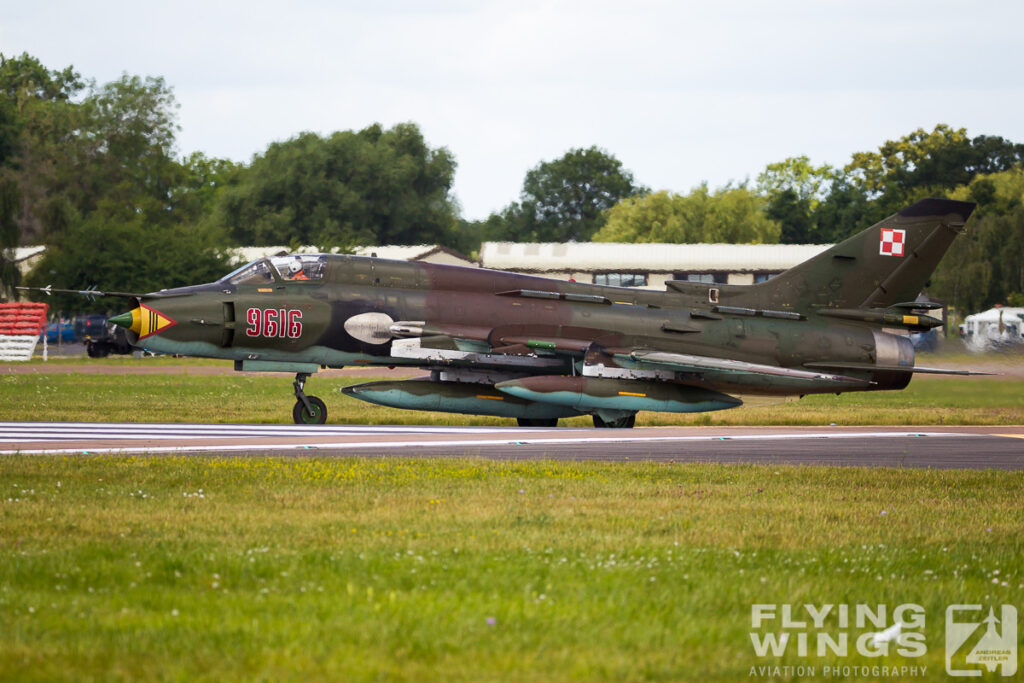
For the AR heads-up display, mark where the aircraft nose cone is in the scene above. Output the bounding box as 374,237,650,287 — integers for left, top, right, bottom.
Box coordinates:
108,311,134,329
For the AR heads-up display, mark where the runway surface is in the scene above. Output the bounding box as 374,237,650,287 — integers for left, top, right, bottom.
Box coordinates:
1,422,1023,469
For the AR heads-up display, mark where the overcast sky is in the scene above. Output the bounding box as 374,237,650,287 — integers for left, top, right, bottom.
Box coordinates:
5,1,1023,219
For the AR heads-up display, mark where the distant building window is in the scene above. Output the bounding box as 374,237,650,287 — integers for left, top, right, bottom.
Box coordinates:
753,272,780,283
674,272,728,284
594,273,648,287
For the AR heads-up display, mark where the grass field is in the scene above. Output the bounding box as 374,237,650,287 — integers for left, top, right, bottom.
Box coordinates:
2,368,1023,425
2,361,1021,680
1,456,1022,681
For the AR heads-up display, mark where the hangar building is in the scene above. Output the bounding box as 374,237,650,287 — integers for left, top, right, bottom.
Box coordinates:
477,242,831,289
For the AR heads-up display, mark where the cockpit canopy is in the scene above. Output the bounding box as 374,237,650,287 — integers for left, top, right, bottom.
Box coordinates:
222,255,327,285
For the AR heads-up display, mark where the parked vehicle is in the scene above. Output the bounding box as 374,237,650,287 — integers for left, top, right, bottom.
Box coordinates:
74,314,133,357
44,320,76,343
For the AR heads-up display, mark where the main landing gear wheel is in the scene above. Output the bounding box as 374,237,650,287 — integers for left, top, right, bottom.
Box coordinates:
292,372,327,425
516,418,559,427
592,414,636,429
293,396,327,425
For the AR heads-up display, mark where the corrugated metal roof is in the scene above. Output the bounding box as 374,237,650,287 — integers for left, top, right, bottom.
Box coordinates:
352,245,441,261
479,242,832,272
352,245,474,264
228,245,472,265
12,246,47,262
228,246,293,264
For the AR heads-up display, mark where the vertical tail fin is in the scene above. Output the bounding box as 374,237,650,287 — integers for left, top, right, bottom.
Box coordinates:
752,198,975,311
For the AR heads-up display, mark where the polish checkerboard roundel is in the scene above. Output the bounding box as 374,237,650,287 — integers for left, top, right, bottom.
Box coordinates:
880,228,906,256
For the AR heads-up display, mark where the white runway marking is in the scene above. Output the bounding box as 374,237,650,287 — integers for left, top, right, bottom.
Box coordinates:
0,422,517,440
0,422,980,456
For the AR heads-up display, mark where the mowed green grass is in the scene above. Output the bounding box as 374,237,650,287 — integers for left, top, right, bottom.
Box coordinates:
1,370,1023,425
1,456,1021,681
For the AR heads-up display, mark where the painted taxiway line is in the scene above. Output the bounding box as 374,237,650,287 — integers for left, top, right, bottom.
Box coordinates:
0,430,985,456
0,422,518,437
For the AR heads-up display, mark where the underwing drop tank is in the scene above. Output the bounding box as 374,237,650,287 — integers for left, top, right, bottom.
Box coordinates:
494,376,742,413
342,379,583,420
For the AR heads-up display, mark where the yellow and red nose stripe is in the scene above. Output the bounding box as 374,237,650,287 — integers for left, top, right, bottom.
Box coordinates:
109,304,177,340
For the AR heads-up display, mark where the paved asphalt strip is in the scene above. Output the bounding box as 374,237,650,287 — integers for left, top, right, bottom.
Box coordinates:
0,423,1022,469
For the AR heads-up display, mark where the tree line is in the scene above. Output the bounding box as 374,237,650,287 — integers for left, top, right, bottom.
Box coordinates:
2,53,1022,316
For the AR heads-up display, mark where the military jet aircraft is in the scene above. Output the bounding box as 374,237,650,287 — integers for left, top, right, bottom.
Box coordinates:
23,198,982,427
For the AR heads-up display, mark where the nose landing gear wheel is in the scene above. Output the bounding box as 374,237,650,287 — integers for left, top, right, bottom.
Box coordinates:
292,372,327,424
293,396,327,425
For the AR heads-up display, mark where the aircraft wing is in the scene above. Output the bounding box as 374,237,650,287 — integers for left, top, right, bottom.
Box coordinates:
627,350,872,386
390,329,875,386
389,336,565,370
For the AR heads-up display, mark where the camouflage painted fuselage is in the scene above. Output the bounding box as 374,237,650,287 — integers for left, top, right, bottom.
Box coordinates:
116,198,976,424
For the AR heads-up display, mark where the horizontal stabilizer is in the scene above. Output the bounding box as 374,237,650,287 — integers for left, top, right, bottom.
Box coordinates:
804,361,994,376
908,366,996,376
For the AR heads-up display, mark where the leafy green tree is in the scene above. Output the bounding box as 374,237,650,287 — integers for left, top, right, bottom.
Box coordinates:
448,209,514,257
594,184,780,244
0,53,85,243
756,155,834,206
0,57,217,245
950,166,1024,216
763,189,815,244
810,125,1024,243
846,125,1024,203
467,146,644,246
0,177,20,300
0,78,20,167
2,55,234,309
807,173,886,243
928,209,1002,316
214,123,458,248
175,152,242,222
930,168,1024,313
69,74,184,219
590,190,679,242
756,156,835,243
25,205,229,312
510,146,645,242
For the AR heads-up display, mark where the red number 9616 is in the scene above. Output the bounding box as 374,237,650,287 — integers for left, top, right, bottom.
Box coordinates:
245,308,303,338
